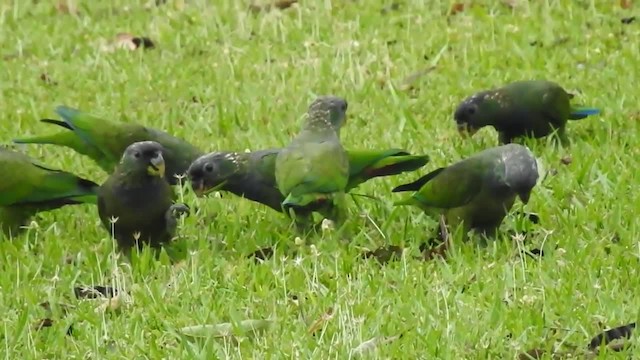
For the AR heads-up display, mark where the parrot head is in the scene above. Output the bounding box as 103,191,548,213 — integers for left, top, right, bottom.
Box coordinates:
306,95,348,133
454,91,496,137
500,144,539,204
187,152,238,196
120,141,166,178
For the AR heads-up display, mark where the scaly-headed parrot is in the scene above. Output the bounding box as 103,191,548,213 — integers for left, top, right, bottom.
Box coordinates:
97,141,189,255
274,96,350,229
454,80,600,144
393,144,540,238
0,147,99,237
14,105,204,185
187,148,430,212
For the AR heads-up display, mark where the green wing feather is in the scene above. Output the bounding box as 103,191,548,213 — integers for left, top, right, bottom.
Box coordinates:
393,160,485,209
14,106,204,184
0,148,99,207
276,140,349,197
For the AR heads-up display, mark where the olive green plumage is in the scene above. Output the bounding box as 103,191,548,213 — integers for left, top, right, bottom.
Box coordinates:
0,147,99,237
14,105,204,185
97,141,189,255
454,80,600,144
274,96,350,228
187,148,429,212
393,144,539,238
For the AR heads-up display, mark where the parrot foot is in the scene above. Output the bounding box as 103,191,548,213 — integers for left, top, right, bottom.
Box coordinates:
165,203,190,237
168,203,191,219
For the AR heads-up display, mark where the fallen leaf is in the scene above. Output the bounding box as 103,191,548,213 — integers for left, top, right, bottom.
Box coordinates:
308,307,334,335
74,285,119,299
361,245,403,265
620,0,632,9
398,66,436,92
39,301,74,315
102,33,156,52
249,0,298,13
33,318,54,331
380,2,401,14
247,247,274,263
588,322,636,351
449,2,466,15
351,333,404,357
560,156,572,165
95,295,123,313
521,248,544,259
517,348,546,359
621,16,636,24
180,319,274,340
40,73,58,86
421,215,450,261
56,0,79,15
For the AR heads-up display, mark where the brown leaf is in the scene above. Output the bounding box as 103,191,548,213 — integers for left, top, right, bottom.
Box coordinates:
249,0,298,13
421,215,450,261
620,0,632,9
40,73,58,86
307,307,334,335
361,245,403,265
33,318,54,331
560,156,572,165
398,66,436,92
588,322,636,350
74,285,119,299
56,0,79,15
449,2,466,15
247,246,275,263
104,33,155,52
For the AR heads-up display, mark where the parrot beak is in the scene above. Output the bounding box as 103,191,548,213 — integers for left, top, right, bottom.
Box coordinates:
148,153,166,177
195,180,228,197
457,124,478,138
518,191,531,204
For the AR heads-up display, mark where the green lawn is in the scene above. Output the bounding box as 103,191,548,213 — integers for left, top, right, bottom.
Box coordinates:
1,0,639,358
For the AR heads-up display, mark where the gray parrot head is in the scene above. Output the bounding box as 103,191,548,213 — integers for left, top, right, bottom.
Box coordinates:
500,144,540,204
306,95,348,133
454,91,498,137
187,152,240,196
121,141,166,178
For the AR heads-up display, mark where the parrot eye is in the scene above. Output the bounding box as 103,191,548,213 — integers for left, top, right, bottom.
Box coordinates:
204,163,214,173
466,106,476,115
133,151,141,159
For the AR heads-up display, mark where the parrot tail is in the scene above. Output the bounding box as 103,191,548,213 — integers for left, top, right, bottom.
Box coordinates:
365,155,430,178
568,107,600,120
13,129,70,146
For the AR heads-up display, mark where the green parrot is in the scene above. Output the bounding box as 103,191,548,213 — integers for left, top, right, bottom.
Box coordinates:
187,148,430,212
0,147,99,237
97,141,190,255
274,96,350,228
454,80,600,144
13,105,204,185
393,144,539,238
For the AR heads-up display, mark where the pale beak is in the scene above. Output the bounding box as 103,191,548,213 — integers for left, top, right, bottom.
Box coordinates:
148,153,166,177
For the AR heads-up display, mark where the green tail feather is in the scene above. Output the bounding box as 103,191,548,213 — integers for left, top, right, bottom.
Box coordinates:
365,154,429,177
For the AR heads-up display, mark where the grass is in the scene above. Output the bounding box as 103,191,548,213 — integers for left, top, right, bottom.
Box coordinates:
0,0,639,358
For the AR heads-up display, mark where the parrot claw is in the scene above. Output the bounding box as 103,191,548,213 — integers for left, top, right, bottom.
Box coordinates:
168,203,190,219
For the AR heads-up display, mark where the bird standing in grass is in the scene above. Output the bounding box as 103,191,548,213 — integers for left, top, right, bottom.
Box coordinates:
454,80,600,144
393,144,540,239
274,96,350,230
97,141,190,256
188,148,430,213
14,105,204,185
0,147,99,237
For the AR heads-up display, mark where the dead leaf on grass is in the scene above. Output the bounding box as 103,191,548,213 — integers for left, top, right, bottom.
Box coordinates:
307,307,334,335
361,245,403,265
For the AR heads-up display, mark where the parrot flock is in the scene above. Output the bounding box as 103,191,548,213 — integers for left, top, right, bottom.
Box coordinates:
2,79,600,257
